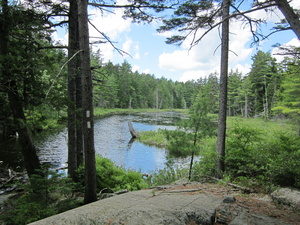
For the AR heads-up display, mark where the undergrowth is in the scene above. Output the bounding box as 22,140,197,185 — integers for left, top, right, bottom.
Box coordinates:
139,117,300,191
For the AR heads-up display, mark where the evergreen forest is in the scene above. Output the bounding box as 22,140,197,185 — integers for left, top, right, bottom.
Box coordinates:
1,0,300,223
2,49,300,136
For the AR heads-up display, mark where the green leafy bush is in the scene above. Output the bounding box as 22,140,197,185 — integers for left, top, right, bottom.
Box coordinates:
77,155,148,193
266,132,300,188
224,122,300,189
225,122,266,178
2,169,80,225
146,165,188,186
191,137,217,179
138,129,168,147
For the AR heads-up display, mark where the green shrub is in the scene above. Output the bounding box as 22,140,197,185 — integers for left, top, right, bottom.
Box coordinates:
8,193,57,224
191,137,217,180
146,165,189,186
224,122,300,189
77,155,148,193
138,129,167,147
266,132,300,188
225,122,266,178
2,168,80,225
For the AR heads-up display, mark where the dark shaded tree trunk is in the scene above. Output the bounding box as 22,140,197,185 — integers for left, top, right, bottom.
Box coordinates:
216,0,230,179
274,0,300,40
76,70,84,168
0,0,42,178
78,0,97,204
67,0,80,181
7,83,42,177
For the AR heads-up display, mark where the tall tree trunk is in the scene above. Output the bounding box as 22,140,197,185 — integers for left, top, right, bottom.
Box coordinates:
216,0,230,179
274,0,300,40
7,83,42,177
188,151,195,180
155,88,159,109
68,0,80,181
245,93,248,118
1,0,42,178
78,0,97,204
67,1,83,173
264,75,268,121
76,67,84,167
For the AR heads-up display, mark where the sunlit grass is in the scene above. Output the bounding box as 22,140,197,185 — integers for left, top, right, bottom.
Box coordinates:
227,116,298,139
93,108,186,118
137,129,167,147
138,115,298,148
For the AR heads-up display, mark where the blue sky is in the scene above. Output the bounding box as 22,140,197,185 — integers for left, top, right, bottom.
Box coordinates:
54,0,300,82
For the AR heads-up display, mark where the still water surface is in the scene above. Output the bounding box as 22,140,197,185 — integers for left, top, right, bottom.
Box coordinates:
34,112,186,174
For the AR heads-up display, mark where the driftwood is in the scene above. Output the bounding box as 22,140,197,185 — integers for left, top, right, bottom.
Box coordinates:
148,186,174,190
0,174,16,189
128,122,137,138
53,166,68,171
204,176,254,193
164,189,201,193
115,189,129,195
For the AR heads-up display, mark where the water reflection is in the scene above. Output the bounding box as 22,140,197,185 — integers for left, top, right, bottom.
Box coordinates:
3,112,184,174
93,114,178,173
0,138,23,171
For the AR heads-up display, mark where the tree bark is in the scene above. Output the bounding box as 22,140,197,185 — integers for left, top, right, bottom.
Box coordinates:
216,0,230,179
128,122,137,138
7,84,42,177
245,93,248,118
67,0,80,181
0,0,42,178
78,0,97,204
76,69,84,167
274,0,300,40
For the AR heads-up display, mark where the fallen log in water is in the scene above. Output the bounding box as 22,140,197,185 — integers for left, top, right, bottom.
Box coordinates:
128,122,137,138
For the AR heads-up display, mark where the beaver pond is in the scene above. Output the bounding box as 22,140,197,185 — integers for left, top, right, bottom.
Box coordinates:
1,112,190,174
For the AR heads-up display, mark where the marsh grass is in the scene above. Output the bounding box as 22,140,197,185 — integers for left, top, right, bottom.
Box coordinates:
137,129,167,147
94,108,185,118
138,115,300,189
226,117,298,138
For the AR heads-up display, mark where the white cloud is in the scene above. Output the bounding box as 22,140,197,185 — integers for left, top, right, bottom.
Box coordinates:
179,68,219,82
232,63,251,76
122,39,132,54
291,0,300,8
51,30,68,46
158,19,254,81
132,65,150,75
88,1,132,62
272,38,300,62
142,68,151,74
132,65,140,72
89,6,131,41
134,44,140,59
121,38,140,59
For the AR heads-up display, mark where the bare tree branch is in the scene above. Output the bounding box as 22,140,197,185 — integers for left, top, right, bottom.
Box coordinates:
88,19,131,58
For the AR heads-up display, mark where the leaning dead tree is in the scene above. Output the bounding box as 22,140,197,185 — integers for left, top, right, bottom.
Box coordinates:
128,122,137,138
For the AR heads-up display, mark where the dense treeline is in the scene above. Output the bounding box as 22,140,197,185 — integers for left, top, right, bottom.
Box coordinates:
91,55,199,110
1,46,300,138
91,50,300,126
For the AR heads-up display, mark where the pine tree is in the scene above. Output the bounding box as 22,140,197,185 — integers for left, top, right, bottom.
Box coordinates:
273,59,300,135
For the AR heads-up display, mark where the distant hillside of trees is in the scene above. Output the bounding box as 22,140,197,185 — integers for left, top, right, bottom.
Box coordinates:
1,46,299,137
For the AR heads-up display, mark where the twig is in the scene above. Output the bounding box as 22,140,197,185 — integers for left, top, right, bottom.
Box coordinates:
0,174,17,189
164,189,201,193
204,176,254,193
45,49,83,99
88,20,131,58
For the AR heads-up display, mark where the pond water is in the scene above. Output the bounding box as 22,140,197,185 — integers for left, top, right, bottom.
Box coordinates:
1,112,188,174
